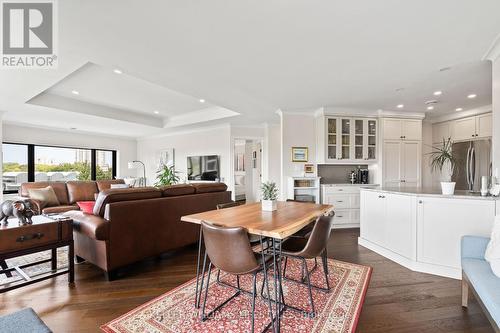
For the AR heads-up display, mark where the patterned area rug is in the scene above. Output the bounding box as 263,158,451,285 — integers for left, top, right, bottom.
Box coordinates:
0,247,69,286
101,258,372,333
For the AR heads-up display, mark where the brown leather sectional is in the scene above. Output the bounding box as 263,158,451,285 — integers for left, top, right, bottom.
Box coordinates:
19,179,126,214
63,183,230,280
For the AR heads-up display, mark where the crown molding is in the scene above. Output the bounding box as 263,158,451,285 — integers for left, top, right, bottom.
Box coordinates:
426,104,492,124
483,33,500,61
377,110,426,119
137,123,231,141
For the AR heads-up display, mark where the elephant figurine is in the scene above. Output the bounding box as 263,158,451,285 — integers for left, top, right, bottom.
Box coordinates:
0,200,37,226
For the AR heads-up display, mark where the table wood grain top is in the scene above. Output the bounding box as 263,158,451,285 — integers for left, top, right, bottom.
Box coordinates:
181,201,333,239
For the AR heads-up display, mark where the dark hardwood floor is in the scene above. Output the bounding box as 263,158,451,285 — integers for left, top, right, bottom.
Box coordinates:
0,228,493,332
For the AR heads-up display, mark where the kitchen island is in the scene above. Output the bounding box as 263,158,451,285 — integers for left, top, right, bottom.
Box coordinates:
359,187,498,279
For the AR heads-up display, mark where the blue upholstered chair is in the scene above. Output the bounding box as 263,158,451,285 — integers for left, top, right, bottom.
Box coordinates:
461,235,500,332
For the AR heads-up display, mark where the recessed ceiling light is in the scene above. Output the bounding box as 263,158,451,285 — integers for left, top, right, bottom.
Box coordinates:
113,68,123,74
455,108,463,111
397,104,404,108
153,110,160,114
467,94,477,99
433,91,442,96
71,90,79,95
70,127,77,130
427,106,434,110
199,99,205,103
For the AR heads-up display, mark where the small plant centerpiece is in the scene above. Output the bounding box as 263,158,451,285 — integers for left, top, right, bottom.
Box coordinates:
429,138,456,195
154,164,180,187
261,181,278,211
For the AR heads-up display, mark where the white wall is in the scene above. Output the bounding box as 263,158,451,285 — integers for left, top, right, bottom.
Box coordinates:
280,112,317,200
493,57,500,175
2,123,137,178
136,125,231,190
264,123,281,188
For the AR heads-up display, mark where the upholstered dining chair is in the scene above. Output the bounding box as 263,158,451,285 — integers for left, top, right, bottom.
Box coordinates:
281,214,335,316
286,199,315,239
200,221,275,333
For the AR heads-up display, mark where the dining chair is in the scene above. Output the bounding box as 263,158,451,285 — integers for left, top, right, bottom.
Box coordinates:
286,199,315,239
281,214,335,316
200,221,275,333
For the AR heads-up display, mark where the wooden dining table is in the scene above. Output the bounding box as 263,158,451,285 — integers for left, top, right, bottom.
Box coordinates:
181,200,333,332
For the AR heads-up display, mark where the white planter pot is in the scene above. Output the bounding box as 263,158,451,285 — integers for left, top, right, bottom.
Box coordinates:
441,182,456,195
262,199,277,211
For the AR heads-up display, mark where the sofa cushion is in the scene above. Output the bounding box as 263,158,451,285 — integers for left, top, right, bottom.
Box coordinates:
93,187,162,217
64,210,109,240
20,181,70,205
28,186,60,208
191,183,228,194
66,181,98,204
96,179,126,192
462,258,500,325
161,184,195,197
42,205,79,214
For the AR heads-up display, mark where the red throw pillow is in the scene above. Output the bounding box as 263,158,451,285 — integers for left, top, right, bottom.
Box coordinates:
77,201,95,214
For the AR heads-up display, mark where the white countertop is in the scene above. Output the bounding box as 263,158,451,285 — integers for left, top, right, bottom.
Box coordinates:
360,186,499,200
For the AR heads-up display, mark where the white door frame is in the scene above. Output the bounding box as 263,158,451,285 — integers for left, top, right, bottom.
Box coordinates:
230,136,264,202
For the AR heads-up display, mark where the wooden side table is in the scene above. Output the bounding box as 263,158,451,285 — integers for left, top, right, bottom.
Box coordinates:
0,215,74,293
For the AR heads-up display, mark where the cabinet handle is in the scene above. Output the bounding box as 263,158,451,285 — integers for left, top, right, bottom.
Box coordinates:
337,215,343,218
378,195,385,198
418,200,423,204
337,200,344,203
338,189,343,191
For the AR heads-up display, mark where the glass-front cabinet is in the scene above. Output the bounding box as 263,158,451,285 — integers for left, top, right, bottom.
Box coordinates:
325,117,377,162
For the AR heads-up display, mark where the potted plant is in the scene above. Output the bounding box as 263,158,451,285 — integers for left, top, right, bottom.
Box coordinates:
429,138,456,195
154,164,180,187
261,181,278,211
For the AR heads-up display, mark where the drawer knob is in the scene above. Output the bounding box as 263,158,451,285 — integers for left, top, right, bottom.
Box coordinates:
337,200,344,203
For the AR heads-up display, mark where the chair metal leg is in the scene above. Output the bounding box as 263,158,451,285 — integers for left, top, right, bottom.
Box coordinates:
322,250,330,291
282,257,288,279
251,272,257,333
194,227,203,308
303,258,315,317
201,262,213,321
197,252,208,309
260,236,276,333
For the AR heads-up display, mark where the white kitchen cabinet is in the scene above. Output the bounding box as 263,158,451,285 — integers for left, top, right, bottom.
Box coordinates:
451,113,492,141
432,122,451,144
382,118,422,141
324,117,377,163
416,196,495,270
453,117,477,141
323,184,378,228
383,141,421,188
477,113,492,138
359,188,497,279
360,190,415,259
360,190,386,244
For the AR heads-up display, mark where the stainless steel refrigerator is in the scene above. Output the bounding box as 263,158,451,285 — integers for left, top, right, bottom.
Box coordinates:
451,139,492,192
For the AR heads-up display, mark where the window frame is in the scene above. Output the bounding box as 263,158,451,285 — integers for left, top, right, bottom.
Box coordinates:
2,142,117,194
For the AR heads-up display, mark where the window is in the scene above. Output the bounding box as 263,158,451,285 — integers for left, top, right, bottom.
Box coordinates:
35,146,92,181
96,150,113,180
2,143,117,194
2,143,28,193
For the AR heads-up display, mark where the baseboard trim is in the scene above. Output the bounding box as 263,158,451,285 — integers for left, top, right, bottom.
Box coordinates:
358,237,461,279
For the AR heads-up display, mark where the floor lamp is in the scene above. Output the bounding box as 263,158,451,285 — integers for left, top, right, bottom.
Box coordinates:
128,160,146,187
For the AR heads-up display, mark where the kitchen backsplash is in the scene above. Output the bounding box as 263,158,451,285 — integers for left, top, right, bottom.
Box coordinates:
318,164,368,184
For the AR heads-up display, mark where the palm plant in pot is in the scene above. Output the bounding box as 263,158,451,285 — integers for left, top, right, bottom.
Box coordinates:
154,164,180,187
261,181,279,211
429,138,457,195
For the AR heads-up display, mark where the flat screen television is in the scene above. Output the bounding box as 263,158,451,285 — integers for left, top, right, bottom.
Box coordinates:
187,155,220,181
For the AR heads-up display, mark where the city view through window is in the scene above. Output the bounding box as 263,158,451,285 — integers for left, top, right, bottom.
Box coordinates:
2,143,115,193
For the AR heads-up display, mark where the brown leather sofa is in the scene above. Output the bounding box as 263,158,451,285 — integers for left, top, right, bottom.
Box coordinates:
63,183,231,280
19,179,126,214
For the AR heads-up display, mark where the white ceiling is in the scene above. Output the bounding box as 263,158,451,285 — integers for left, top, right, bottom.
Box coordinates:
1,1,500,138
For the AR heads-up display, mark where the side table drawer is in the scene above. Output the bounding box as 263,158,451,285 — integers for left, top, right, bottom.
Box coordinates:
0,222,71,253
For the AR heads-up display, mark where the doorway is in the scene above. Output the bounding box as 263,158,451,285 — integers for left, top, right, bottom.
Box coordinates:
233,139,262,203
